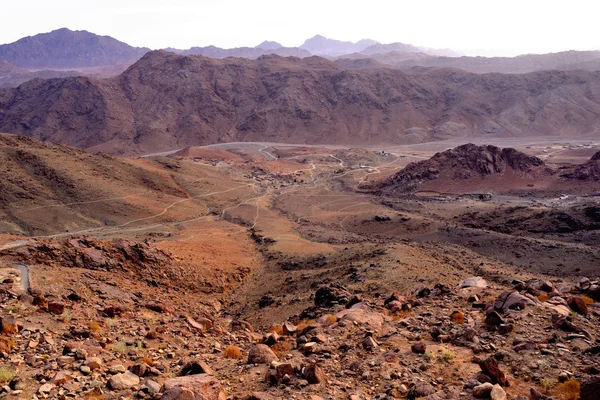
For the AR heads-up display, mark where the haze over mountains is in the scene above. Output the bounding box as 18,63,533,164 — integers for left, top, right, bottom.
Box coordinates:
2,28,600,88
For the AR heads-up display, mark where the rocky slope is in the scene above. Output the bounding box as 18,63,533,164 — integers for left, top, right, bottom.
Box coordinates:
0,133,222,235
2,51,600,155
0,236,598,400
374,144,550,194
0,28,149,69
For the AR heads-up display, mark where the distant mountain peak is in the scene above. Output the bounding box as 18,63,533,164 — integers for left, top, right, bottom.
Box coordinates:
0,28,149,69
255,41,283,50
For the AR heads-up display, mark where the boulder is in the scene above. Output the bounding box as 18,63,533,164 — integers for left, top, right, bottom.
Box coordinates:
161,374,225,400
472,382,493,397
247,344,278,364
108,371,140,390
490,384,507,400
461,277,488,288
493,291,536,313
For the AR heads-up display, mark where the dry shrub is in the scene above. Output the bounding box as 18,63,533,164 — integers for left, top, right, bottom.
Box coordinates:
272,341,292,357
581,295,595,305
450,311,465,324
137,356,154,366
296,319,316,331
391,310,412,321
296,322,307,331
89,321,102,332
552,378,580,400
267,325,283,334
0,336,16,353
537,294,550,303
223,345,242,359
321,315,337,326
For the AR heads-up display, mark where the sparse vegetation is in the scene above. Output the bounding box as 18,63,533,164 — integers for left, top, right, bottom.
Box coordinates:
60,312,72,322
438,346,456,363
0,367,15,383
105,318,118,327
540,377,557,392
111,342,127,354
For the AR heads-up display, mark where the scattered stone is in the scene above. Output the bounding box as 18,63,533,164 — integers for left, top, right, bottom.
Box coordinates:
411,342,426,354
472,382,494,397
108,371,140,390
47,301,65,315
84,356,103,370
302,363,327,384
180,360,213,376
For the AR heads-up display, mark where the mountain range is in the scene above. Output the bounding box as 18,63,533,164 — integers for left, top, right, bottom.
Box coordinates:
2,50,600,155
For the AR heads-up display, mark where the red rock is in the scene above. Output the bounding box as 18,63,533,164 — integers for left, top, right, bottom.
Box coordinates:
47,301,65,315
567,296,588,315
411,342,426,354
187,316,213,331
479,357,509,387
145,302,172,313
302,363,327,384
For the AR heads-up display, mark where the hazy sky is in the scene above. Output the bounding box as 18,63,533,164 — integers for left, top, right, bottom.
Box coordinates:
2,0,599,56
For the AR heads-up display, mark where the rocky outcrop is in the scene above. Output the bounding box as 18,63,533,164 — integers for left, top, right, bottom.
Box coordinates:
374,144,550,194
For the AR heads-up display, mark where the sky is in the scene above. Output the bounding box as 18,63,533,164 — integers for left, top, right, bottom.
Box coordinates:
1,0,599,57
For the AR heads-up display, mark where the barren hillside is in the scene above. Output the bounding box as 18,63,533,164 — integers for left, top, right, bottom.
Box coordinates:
2,51,600,155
